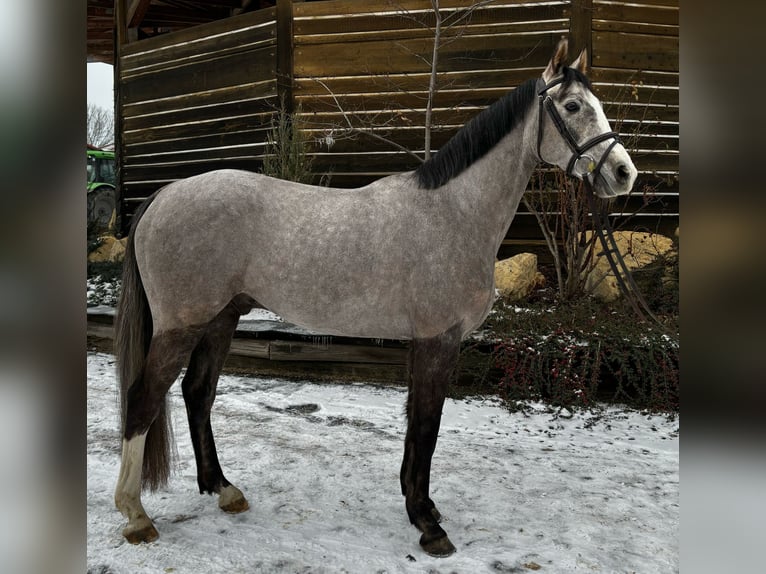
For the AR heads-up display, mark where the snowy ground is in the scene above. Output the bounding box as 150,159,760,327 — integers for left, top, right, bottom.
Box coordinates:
87,352,678,574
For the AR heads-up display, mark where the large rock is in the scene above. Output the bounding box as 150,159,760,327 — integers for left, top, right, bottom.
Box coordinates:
584,231,674,302
494,253,545,301
88,235,127,263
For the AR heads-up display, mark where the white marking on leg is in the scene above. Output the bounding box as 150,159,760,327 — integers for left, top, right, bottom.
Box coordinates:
114,432,158,542
115,432,146,517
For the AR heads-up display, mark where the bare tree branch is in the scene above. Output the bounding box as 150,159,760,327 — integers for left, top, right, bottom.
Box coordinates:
87,103,114,148
309,78,425,162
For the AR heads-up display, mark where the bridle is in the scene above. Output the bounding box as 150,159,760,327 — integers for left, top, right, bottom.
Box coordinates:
536,76,621,188
534,75,665,327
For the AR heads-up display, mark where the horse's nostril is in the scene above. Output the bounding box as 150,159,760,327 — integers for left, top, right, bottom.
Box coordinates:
616,164,630,183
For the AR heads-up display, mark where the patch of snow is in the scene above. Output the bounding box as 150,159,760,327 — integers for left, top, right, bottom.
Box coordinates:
87,352,678,573
87,277,119,307
240,308,283,322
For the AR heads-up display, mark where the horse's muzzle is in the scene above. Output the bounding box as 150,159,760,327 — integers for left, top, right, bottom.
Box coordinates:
594,146,637,198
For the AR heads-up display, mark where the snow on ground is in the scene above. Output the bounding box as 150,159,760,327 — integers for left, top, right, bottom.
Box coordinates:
87,352,678,574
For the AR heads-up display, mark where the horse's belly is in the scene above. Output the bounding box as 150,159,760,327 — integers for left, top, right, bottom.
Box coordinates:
252,279,495,342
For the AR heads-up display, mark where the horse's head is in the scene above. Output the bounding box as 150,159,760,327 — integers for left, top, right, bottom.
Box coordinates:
536,37,637,198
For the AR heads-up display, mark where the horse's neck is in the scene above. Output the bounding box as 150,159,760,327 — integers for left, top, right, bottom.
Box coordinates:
443,114,539,253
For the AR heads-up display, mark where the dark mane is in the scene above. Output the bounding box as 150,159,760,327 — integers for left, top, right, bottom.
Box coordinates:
415,78,539,189
414,68,592,189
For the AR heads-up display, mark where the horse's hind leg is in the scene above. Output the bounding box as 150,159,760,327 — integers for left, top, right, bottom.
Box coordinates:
115,326,204,543
181,295,253,513
400,324,461,557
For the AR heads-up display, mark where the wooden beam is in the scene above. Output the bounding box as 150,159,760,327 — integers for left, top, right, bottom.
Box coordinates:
127,0,151,28
569,0,593,68
276,0,294,112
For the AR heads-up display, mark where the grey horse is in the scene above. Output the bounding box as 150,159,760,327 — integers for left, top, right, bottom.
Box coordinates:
114,37,637,556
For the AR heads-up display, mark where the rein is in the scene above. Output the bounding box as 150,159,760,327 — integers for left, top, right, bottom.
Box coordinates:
535,77,663,326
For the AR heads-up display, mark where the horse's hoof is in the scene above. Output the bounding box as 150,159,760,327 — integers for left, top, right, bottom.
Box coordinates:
123,522,159,544
219,485,249,514
420,533,456,557
220,497,250,513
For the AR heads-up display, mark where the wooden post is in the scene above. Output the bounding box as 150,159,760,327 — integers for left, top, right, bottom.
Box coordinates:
569,0,593,67
276,0,295,113
114,0,127,235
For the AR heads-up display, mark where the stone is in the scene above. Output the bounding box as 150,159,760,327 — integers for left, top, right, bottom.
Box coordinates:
583,231,674,302
88,235,128,263
494,253,545,301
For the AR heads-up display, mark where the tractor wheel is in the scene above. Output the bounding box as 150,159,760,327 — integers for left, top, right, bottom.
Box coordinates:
88,186,116,233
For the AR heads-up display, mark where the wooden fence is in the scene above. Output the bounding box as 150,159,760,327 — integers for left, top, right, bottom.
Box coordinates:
118,6,279,213
116,0,678,252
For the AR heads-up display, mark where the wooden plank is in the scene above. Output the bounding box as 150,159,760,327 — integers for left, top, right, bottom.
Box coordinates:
122,46,276,103
296,88,523,116
594,0,678,7
590,67,678,86
593,31,678,72
125,127,273,157
295,32,560,76
295,6,569,39
121,27,276,78
125,95,278,131
293,0,567,19
301,152,423,172
593,3,678,26
296,19,568,46
229,338,270,359
295,68,540,96
298,107,491,132
602,103,678,123
613,120,678,137
222,355,408,383
123,112,277,145
269,340,408,364
121,183,164,202
124,82,278,117
124,142,272,166
592,19,678,36
87,322,115,339
593,83,678,106
631,152,678,172
121,7,277,57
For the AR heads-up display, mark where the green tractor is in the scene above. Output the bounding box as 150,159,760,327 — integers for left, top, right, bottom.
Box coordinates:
87,147,117,232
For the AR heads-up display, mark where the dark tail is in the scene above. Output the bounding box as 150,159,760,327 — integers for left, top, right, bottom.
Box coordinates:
115,192,172,491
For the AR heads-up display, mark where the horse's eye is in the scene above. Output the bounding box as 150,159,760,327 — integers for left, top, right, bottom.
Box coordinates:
564,101,580,112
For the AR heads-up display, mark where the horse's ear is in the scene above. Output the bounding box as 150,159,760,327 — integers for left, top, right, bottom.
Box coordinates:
543,36,568,84
571,48,589,75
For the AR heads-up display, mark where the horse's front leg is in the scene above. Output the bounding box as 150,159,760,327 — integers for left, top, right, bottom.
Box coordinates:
400,325,461,557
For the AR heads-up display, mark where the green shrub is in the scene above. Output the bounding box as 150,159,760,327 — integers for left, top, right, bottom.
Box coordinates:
261,99,314,184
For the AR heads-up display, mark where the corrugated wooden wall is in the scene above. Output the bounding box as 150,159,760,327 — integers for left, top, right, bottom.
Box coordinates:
293,0,569,188
116,0,678,247
589,0,679,239
118,7,278,216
